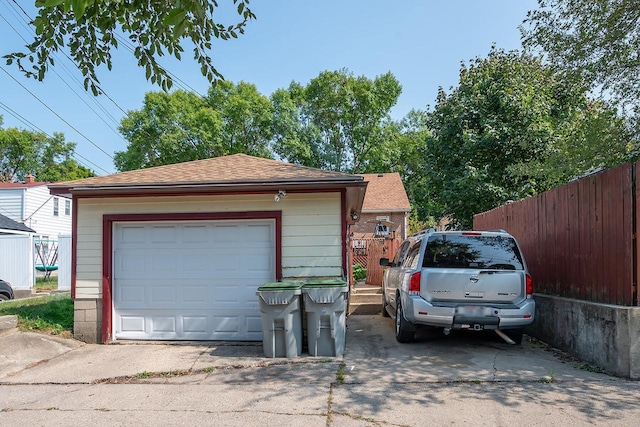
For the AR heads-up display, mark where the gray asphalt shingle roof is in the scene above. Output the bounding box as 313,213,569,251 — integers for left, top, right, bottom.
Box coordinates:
0,214,35,233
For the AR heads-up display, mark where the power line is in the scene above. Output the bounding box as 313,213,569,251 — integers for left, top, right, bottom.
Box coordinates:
0,102,111,175
8,0,29,19
1,4,126,129
0,66,115,160
1,1,216,176
2,2,129,134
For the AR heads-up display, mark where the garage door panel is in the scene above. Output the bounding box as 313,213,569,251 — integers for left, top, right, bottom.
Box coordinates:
151,255,177,272
183,316,207,333
152,317,176,333
213,224,241,241
120,315,145,333
150,225,177,243
246,253,273,272
114,219,275,341
118,285,145,304
119,225,146,243
183,254,210,272
247,224,272,240
117,279,242,306
182,225,209,243
116,309,264,340
212,285,242,303
246,315,262,336
183,285,209,303
118,253,147,274
150,285,177,303
213,316,238,333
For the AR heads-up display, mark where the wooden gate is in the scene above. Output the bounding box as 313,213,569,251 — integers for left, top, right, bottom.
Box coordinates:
351,237,401,286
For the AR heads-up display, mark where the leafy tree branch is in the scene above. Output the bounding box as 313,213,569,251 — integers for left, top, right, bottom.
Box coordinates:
5,0,256,95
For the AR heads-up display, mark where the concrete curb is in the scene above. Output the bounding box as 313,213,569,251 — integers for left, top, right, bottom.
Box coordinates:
0,315,18,337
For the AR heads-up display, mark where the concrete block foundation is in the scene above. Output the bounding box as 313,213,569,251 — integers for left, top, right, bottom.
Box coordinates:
73,298,101,344
531,294,640,379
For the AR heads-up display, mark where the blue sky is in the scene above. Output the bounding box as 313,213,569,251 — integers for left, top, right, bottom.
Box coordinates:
0,1,538,176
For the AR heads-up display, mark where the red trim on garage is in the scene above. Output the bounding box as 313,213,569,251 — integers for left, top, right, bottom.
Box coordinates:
101,215,112,343
65,187,347,199
341,189,347,279
71,197,77,299
100,211,282,343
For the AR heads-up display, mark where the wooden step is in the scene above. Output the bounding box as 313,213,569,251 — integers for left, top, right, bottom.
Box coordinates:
350,293,382,304
348,282,383,315
348,301,381,315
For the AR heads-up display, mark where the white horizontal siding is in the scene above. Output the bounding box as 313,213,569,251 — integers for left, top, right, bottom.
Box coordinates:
75,193,343,299
76,279,101,298
284,267,343,277
22,186,72,238
0,188,24,220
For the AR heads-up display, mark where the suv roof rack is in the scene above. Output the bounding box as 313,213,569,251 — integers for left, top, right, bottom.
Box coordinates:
410,228,435,238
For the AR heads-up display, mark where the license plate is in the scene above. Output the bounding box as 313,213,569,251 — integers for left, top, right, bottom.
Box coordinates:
455,306,488,316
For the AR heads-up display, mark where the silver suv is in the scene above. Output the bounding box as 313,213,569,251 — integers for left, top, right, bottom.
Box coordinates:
380,230,534,344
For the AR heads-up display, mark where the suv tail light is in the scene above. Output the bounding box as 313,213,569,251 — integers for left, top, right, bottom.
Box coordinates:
409,271,421,294
526,274,533,296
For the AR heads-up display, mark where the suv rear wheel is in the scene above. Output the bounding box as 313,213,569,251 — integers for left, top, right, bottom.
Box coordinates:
395,298,415,343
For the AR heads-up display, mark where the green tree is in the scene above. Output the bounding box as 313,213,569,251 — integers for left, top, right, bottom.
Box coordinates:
272,69,402,173
206,81,273,159
5,0,255,95
380,110,436,221
115,81,273,171
426,49,632,229
521,0,640,128
0,123,94,182
270,86,324,169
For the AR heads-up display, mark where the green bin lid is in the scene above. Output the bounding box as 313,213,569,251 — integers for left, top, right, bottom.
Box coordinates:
258,281,303,291
303,279,347,288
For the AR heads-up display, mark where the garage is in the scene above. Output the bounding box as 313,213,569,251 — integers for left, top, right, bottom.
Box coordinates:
48,154,367,343
113,219,275,340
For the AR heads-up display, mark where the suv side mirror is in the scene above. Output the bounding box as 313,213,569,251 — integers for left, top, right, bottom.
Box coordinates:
380,258,390,266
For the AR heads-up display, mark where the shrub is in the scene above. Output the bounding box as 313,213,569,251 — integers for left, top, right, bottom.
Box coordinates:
353,264,366,280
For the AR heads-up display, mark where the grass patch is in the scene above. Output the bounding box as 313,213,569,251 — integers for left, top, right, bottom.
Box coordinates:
35,276,59,291
575,363,606,374
0,293,73,337
540,369,556,383
135,371,154,379
336,362,346,383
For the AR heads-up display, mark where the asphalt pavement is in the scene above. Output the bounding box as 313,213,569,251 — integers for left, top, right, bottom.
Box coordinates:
1,314,639,426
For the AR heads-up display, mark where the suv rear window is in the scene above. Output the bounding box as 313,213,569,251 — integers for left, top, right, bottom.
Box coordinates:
422,235,524,270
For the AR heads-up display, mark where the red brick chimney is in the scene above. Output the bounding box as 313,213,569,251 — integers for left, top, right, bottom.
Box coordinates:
25,173,35,183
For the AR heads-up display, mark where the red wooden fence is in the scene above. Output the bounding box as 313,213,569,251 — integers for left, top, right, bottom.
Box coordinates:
474,161,637,307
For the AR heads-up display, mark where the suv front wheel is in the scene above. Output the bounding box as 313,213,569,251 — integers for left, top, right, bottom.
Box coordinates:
395,297,415,343
381,290,390,317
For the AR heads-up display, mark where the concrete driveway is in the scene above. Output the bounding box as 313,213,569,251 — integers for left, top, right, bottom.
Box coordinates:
1,315,639,426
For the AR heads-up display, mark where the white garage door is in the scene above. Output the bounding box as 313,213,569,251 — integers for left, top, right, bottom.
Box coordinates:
113,220,275,340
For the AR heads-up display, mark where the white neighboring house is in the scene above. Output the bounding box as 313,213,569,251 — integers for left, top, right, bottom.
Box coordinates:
0,174,72,241
0,174,72,289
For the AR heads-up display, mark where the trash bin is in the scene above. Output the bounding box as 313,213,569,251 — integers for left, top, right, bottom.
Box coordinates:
256,281,303,358
302,279,348,357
